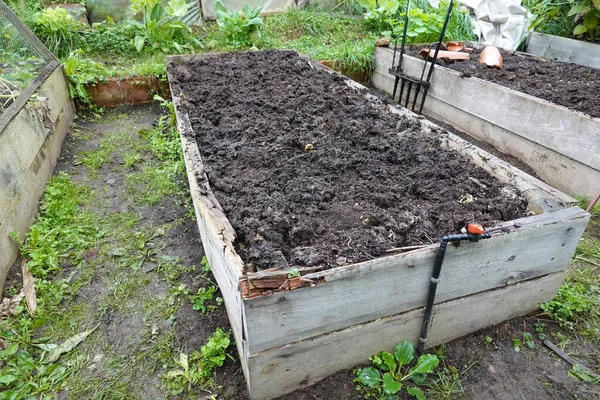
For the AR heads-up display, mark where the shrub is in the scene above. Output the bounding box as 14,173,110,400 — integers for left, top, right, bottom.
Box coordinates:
214,0,265,48
28,7,84,58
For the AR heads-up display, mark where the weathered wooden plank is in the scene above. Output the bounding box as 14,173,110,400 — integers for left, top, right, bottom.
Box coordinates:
383,104,578,206
243,207,588,354
373,47,600,173
404,91,600,201
526,32,600,70
167,67,248,360
246,272,566,400
373,48,600,199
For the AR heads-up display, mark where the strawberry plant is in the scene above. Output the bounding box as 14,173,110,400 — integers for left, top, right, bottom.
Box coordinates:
355,340,439,399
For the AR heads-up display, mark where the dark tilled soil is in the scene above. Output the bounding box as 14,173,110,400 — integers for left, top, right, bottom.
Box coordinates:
421,46,600,119
169,50,528,271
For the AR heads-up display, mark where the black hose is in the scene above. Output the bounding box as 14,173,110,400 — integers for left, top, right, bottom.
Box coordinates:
417,231,491,354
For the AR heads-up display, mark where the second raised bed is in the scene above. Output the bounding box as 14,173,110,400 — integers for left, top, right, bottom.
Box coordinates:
372,46,600,200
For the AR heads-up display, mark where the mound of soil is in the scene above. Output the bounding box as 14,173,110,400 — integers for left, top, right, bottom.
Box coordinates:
419,46,600,119
168,50,527,271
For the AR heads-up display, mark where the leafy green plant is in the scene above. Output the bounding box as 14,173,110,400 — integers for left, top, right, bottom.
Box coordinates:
512,332,535,352
534,321,547,340
83,20,140,56
511,338,522,352
522,332,535,350
524,0,600,43
287,268,300,279
164,328,232,395
130,0,201,53
355,340,440,399
15,172,100,278
357,0,399,32
28,7,84,58
568,1,600,40
214,0,265,48
541,283,598,330
63,50,110,105
1,172,99,398
188,286,223,314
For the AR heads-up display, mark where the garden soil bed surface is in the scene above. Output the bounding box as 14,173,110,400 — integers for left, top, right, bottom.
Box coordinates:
413,46,600,119
169,50,528,272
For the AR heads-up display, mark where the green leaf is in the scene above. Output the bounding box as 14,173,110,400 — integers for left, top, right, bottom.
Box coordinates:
394,340,414,367
568,5,587,16
246,17,264,26
584,12,598,29
357,367,381,387
568,364,598,382
357,0,377,10
381,351,396,372
382,372,402,394
0,375,17,385
594,0,600,11
411,372,426,384
134,35,145,52
214,0,228,13
409,354,439,375
0,343,19,359
407,386,426,400
512,338,521,352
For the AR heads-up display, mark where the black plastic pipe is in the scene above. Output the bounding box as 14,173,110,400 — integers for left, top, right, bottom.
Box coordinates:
417,229,491,354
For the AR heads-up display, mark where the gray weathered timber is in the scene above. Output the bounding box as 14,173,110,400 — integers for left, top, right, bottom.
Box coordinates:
168,52,590,400
169,96,247,369
0,66,74,297
385,105,577,208
243,207,587,353
372,47,600,199
526,32,600,70
245,272,566,400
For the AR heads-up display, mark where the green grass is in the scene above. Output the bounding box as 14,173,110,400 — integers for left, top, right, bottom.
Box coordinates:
0,105,229,399
199,8,377,79
541,202,600,341
264,9,377,77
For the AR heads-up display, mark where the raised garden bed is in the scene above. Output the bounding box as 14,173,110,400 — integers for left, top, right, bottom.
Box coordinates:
167,50,589,399
373,46,600,200
525,32,600,70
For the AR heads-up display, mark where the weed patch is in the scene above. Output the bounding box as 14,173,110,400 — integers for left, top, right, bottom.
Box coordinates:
541,204,600,340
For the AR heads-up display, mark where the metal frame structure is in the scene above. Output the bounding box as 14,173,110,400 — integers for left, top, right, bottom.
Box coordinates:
0,1,60,132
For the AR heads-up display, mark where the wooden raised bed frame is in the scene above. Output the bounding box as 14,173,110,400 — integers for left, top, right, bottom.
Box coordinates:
167,53,589,400
372,47,600,200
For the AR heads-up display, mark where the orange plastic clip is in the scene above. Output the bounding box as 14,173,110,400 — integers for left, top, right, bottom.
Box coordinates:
467,224,485,235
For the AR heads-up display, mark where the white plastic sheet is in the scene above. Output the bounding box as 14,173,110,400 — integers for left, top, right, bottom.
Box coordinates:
458,0,529,50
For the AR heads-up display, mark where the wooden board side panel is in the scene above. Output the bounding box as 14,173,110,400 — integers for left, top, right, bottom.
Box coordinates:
421,94,600,200
383,104,578,205
168,79,247,354
526,32,600,70
374,47,600,172
243,207,588,353
246,272,565,400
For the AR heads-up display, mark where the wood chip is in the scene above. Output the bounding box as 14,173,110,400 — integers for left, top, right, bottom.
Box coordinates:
21,260,36,316
0,290,25,320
